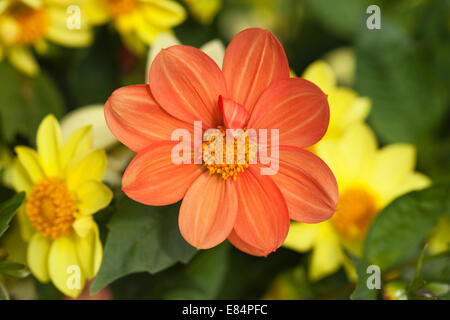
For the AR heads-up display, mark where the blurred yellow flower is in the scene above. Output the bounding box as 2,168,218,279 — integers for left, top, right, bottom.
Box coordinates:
428,216,450,255
84,0,186,54
284,123,431,280
302,60,371,142
181,0,221,24
8,114,112,297
0,0,93,75
323,47,356,87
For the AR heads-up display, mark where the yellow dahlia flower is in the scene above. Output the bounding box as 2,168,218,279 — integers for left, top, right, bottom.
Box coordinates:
0,0,93,76
9,114,112,297
284,123,431,280
84,0,186,54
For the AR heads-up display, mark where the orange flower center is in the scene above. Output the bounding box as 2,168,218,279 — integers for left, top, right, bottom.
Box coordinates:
200,126,257,181
26,179,76,239
105,0,137,16
332,187,379,240
5,3,48,45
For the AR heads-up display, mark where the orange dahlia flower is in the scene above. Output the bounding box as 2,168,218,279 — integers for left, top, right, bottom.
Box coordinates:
104,28,338,256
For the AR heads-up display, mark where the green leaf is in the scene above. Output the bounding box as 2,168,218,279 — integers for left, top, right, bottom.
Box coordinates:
0,192,25,238
424,282,449,297
90,196,197,294
0,260,29,278
0,62,64,142
303,0,371,39
355,15,448,155
349,252,379,300
363,183,450,270
172,242,230,299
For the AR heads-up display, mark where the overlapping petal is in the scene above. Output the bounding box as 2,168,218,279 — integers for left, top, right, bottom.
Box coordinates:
48,236,85,298
227,230,272,257
179,173,238,249
218,96,250,131
232,168,289,253
27,232,50,283
36,114,62,178
15,146,45,183
105,84,193,152
267,146,338,223
149,45,227,128
222,28,290,114
76,181,113,215
66,149,107,191
248,78,329,148
122,141,202,206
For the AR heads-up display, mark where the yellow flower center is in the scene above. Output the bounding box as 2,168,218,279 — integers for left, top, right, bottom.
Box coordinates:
201,126,257,181
105,0,137,16
332,187,379,240
26,179,76,239
4,3,48,45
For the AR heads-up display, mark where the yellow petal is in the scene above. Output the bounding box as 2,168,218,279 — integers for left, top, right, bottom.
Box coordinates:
327,87,357,137
37,114,62,178
60,125,93,171
134,11,166,45
73,216,95,238
66,149,107,191
315,122,377,188
60,105,116,150
76,181,112,215
8,47,39,76
46,6,92,48
338,122,377,184
7,159,33,193
283,222,320,252
302,60,336,94
23,0,43,7
27,232,50,283
323,47,356,86
15,146,45,183
75,223,102,279
143,0,186,28
380,172,431,206
428,216,450,255
83,0,110,25
369,144,417,199
17,206,35,242
200,39,225,69
46,26,93,48
309,222,344,280
183,0,221,25
48,235,85,298
339,96,371,129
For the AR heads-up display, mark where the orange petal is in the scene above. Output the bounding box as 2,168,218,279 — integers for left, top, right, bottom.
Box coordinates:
265,146,338,223
179,174,238,249
228,230,272,257
122,141,202,206
222,28,289,114
248,78,329,148
105,85,193,152
233,168,289,253
149,45,227,129
218,95,250,130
